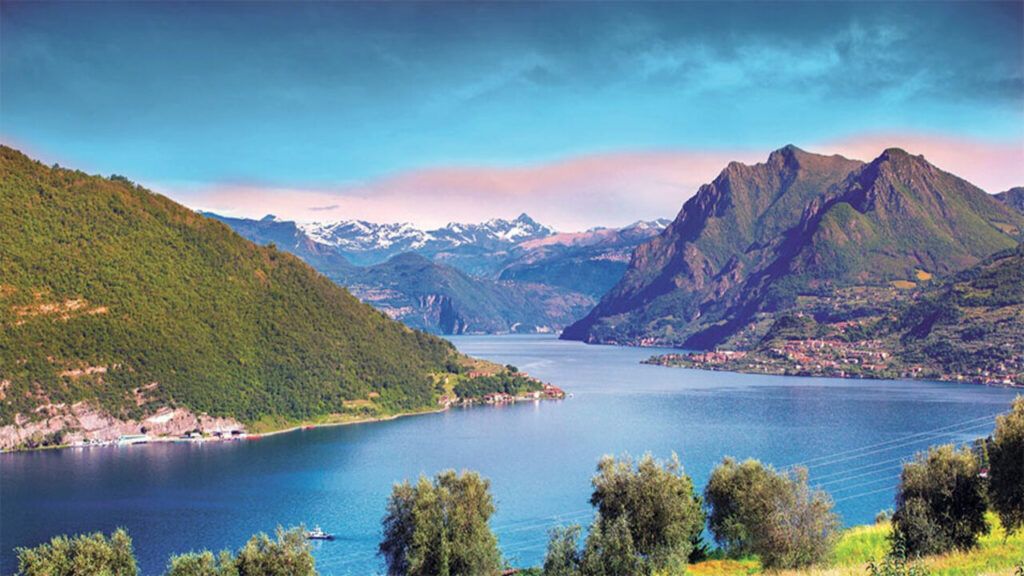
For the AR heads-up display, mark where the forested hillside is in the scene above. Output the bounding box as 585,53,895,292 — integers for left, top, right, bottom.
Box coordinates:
0,146,462,431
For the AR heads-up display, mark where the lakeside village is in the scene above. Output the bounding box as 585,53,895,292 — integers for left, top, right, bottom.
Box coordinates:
644,338,1024,387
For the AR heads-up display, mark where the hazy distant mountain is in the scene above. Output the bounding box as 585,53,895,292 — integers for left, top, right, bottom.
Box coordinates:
207,213,598,334
343,253,594,335
209,213,666,334
563,145,1024,349
498,219,672,297
995,187,1024,214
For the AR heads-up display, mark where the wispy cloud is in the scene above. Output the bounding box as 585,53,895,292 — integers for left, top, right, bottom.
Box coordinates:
171,149,763,230
166,132,1024,231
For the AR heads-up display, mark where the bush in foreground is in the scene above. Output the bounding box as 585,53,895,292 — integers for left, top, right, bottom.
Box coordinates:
704,457,839,570
892,444,988,555
16,529,137,576
989,395,1024,535
166,527,314,576
589,453,704,573
379,470,501,576
165,550,238,576
541,453,704,576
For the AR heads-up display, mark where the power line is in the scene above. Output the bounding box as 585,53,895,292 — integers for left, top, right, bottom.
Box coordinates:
833,484,899,504
781,412,998,471
828,474,902,494
790,419,995,473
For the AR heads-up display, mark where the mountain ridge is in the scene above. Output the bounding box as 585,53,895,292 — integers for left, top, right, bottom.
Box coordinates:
563,146,1024,349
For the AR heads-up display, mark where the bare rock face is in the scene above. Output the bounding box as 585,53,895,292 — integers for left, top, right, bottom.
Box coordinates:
0,403,243,450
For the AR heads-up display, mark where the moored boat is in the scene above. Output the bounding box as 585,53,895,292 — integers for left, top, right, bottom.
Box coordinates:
305,526,334,540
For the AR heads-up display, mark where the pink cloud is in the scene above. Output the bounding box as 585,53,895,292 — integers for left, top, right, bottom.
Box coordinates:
819,132,1024,194
174,149,763,230
168,133,1024,231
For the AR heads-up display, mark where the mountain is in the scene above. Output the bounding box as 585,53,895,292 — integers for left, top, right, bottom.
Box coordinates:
301,213,556,272
996,187,1024,214
894,243,1024,381
564,146,1024,349
207,214,596,334
644,244,1024,386
0,146,468,447
498,220,672,298
207,213,666,334
343,253,593,334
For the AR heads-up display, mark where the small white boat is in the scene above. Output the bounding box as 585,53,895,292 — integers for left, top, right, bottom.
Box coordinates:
305,526,335,541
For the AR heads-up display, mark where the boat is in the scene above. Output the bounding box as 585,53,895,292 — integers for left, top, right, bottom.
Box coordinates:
117,434,150,446
305,526,335,541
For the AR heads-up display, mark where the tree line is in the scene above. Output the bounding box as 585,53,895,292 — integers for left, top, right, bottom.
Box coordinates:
15,397,1024,575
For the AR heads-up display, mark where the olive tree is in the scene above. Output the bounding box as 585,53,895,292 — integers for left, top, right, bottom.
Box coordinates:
704,458,839,570
892,444,988,555
588,453,703,573
541,525,583,576
234,527,316,576
165,550,238,576
580,515,646,576
16,528,137,576
989,396,1024,535
379,470,501,576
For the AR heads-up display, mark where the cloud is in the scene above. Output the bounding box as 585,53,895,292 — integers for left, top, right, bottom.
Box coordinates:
820,132,1024,193
170,148,763,230
152,133,1024,231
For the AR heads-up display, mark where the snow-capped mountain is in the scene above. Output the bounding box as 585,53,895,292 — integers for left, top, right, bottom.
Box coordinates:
299,213,555,263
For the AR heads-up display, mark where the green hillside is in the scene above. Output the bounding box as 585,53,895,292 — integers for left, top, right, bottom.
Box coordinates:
0,146,462,427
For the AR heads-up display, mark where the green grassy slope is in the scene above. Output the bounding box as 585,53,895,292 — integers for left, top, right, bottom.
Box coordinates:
0,146,461,426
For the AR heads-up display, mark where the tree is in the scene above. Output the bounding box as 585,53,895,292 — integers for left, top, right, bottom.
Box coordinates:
379,470,501,576
165,550,238,576
892,444,988,555
234,527,316,576
704,458,839,569
541,525,583,576
587,453,703,573
989,396,1024,535
16,528,137,576
580,515,646,576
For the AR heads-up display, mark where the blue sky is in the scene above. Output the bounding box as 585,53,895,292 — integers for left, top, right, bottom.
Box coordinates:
2,1,1022,228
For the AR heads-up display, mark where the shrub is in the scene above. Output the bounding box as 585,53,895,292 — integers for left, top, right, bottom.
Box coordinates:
541,525,583,576
16,528,137,576
580,515,647,576
588,453,704,572
234,527,315,576
867,540,930,576
379,470,501,576
704,457,839,569
892,444,988,555
989,396,1024,535
165,550,238,576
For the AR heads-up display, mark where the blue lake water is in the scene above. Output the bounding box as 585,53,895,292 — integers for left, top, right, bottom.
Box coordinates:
1,335,1019,575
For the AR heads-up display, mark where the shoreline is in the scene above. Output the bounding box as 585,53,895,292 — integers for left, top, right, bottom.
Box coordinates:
642,355,1024,389
1,394,563,455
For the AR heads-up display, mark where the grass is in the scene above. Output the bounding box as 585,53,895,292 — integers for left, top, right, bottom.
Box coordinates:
686,514,1024,575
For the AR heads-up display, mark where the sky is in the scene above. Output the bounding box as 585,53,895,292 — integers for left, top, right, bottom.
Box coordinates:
2,1,1023,230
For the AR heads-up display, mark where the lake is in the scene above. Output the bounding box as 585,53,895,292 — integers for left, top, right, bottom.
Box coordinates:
1,335,1018,575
